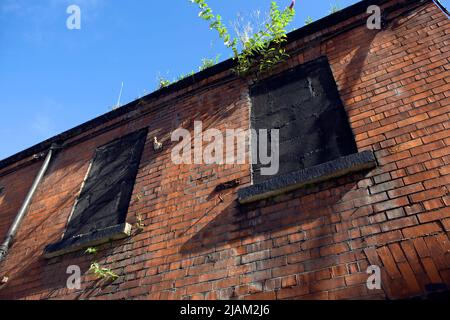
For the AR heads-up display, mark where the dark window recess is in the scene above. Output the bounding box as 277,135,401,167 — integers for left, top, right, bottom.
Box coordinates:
44,128,148,258
0,186,4,196
251,56,358,184
239,57,376,203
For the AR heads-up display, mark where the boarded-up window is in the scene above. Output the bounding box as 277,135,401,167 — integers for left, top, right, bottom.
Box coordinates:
64,128,148,238
250,57,358,184
45,128,148,258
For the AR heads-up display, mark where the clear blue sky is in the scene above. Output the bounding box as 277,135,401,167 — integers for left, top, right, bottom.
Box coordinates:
0,0,447,160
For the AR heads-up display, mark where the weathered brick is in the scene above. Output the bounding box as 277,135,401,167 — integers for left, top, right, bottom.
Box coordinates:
373,197,409,213
402,223,442,239
380,216,418,232
417,207,450,223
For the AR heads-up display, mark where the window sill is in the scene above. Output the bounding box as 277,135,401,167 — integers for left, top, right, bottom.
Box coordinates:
238,151,377,204
43,223,132,259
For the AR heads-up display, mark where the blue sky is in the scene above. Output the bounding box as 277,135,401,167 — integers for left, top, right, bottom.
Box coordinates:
0,0,447,160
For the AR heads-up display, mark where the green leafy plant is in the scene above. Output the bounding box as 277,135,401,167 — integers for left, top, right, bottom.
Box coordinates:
190,0,296,76
158,76,172,89
85,247,98,255
85,247,119,281
177,70,195,82
329,2,341,14
162,55,220,86
89,262,119,281
199,55,221,71
305,16,314,25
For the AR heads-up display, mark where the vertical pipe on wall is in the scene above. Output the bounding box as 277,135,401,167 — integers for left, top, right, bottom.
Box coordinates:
0,144,58,261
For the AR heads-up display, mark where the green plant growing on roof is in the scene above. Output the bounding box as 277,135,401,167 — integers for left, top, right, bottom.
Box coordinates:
199,55,221,71
190,0,296,76
329,2,341,14
158,76,172,89
305,16,314,25
177,70,196,82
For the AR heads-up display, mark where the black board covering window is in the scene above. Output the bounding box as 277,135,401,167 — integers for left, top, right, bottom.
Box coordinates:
239,57,376,203
45,128,148,258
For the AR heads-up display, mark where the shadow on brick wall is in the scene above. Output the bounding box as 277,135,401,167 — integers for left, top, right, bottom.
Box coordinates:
180,170,372,255
0,160,125,300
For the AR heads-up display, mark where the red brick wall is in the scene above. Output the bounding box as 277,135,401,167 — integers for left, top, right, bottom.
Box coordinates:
0,0,449,300
0,162,41,243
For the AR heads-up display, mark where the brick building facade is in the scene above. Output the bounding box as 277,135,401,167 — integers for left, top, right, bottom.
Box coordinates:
0,0,449,300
